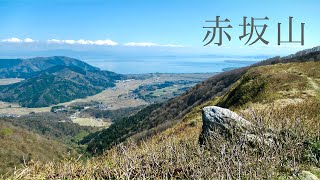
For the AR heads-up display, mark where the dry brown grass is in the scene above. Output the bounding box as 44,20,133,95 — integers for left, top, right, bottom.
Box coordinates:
5,97,319,179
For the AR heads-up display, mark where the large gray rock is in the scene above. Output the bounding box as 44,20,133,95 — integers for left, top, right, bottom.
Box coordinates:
201,106,253,138
200,106,275,146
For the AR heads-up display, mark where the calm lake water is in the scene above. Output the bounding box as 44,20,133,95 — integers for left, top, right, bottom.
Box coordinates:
86,56,261,74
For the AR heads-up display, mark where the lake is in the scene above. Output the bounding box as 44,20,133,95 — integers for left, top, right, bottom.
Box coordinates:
85,56,261,74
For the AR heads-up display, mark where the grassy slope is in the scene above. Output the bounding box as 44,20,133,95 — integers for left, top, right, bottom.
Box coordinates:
0,120,77,175
217,61,320,109
7,61,320,179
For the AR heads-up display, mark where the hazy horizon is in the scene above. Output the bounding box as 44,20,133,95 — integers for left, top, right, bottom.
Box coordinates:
0,0,318,73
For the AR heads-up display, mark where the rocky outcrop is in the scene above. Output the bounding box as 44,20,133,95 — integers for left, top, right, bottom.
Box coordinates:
201,106,252,138
199,106,275,146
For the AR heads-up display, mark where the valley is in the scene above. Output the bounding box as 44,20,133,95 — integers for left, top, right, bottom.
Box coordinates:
0,73,213,127
0,63,214,175
1,47,320,179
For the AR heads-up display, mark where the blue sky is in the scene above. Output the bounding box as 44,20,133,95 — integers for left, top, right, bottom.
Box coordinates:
0,0,319,57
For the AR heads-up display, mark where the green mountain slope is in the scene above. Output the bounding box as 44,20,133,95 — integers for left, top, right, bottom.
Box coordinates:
5,112,96,144
80,104,161,153
0,120,77,175
0,56,99,78
0,65,123,107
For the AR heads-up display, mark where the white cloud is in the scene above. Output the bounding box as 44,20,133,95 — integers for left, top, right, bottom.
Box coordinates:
2,37,23,43
94,40,118,46
124,42,183,47
23,38,35,43
64,40,76,44
76,39,94,45
47,39,118,46
1,37,36,43
1,38,183,47
2,38,23,43
47,39,62,44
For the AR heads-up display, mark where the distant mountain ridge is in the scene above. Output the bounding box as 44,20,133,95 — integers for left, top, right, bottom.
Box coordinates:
284,46,320,59
0,56,124,107
0,56,99,78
